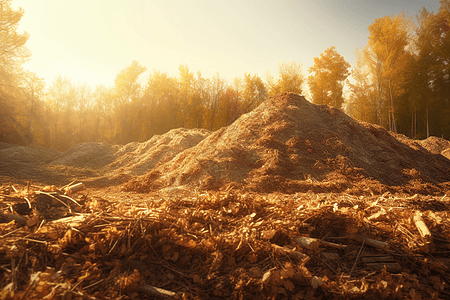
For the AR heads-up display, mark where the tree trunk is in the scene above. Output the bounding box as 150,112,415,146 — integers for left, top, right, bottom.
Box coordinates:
388,79,397,133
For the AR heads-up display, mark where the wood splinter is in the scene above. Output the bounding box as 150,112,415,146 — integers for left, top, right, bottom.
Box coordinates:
65,182,85,195
413,211,431,239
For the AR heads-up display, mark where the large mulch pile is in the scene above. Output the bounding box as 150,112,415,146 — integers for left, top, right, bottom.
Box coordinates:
1,92,450,299
124,93,450,194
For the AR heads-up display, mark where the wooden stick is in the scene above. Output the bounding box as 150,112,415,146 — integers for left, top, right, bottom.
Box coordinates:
59,194,82,207
293,237,347,249
351,235,389,250
349,239,364,277
413,211,431,239
319,240,347,249
27,180,31,194
137,284,177,298
83,279,104,290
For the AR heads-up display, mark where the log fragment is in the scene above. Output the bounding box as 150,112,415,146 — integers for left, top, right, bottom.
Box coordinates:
293,237,320,250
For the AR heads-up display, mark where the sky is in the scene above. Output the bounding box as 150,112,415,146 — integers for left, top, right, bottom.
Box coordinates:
13,0,441,89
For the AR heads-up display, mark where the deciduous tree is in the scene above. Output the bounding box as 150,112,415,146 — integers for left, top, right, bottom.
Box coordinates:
308,46,350,109
267,61,305,96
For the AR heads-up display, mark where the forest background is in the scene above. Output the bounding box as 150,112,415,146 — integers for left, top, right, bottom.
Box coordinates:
1,0,449,151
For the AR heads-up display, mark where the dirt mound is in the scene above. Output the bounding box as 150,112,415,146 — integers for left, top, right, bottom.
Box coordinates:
125,93,450,194
0,145,62,183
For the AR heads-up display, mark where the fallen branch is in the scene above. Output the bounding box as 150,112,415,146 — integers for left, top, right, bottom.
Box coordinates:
293,237,347,250
351,234,389,250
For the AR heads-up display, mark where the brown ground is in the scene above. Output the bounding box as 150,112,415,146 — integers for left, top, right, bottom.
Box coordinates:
1,93,450,299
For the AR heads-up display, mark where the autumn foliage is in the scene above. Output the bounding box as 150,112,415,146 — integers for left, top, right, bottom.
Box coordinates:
1,0,450,150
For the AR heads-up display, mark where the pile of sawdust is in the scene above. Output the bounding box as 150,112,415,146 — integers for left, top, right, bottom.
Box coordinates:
50,142,115,169
417,136,450,159
104,128,210,176
124,93,450,194
0,128,210,186
48,128,210,177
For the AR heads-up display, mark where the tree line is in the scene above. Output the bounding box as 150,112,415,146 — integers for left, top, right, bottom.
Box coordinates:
1,0,449,151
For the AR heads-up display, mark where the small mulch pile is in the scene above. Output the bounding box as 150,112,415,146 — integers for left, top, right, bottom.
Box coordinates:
0,128,210,186
1,183,450,299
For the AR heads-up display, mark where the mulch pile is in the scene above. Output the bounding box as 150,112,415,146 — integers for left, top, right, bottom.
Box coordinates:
1,92,450,299
0,128,210,186
125,93,450,195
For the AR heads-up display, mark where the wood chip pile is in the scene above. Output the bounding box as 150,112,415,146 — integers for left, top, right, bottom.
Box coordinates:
1,183,449,299
124,93,450,195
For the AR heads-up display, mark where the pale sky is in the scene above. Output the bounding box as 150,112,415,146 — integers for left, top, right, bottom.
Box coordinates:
13,0,440,89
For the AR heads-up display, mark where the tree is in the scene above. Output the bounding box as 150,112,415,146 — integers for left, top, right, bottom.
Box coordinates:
364,13,410,131
411,3,450,138
205,73,225,130
308,47,350,109
74,83,92,143
267,61,305,96
0,0,30,144
20,71,46,145
113,61,146,143
0,0,30,77
144,71,179,136
46,75,76,149
241,73,267,113
346,49,379,124
178,65,194,127
91,84,111,142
